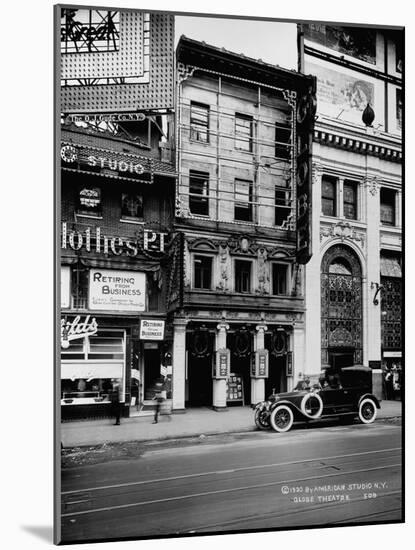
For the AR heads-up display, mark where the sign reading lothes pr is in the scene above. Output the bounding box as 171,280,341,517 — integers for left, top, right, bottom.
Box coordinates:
89,269,146,312
140,319,165,340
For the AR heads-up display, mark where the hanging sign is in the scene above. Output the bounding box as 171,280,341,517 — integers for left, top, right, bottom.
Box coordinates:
139,319,165,341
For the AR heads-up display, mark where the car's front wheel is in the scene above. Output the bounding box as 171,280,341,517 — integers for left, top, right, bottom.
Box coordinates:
254,408,271,430
270,405,294,433
358,398,377,424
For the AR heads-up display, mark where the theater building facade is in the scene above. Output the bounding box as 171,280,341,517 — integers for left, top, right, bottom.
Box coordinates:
299,25,403,397
169,37,316,410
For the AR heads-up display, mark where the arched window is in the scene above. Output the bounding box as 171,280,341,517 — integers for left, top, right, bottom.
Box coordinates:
321,246,363,367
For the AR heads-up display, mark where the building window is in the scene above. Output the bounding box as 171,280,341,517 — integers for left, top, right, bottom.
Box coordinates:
77,186,102,216
275,121,291,160
380,188,396,226
189,170,209,216
235,113,253,152
71,266,89,309
272,263,289,295
190,102,209,143
322,176,337,217
235,260,252,293
235,179,253,222
343,180,357,220
275,185,291,226
121,193,143,220
194,255,212,289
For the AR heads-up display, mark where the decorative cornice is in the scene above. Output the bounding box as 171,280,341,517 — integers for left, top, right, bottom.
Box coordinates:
314,129,402,162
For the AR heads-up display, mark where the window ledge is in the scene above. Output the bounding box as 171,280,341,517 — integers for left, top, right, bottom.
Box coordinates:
76,213,103,220
120,218,145,225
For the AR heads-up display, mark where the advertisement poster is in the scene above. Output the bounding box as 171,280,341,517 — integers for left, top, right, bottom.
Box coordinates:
88,268,146,311
307,62,374,123
303,24,376,64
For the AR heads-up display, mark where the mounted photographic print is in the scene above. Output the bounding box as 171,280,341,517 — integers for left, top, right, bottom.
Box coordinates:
55,4,404,545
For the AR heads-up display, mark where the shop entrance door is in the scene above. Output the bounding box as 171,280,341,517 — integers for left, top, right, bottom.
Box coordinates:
144,348,161,399
188,356,212,406
329,350,354,370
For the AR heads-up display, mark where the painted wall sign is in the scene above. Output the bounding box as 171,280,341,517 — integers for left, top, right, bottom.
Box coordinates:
66,113,146,123
61,222,168,257
61,315,98,343
307,62,375,124
88,269,146,311
140,319,165,340
303,24,376,65
61,266,71,308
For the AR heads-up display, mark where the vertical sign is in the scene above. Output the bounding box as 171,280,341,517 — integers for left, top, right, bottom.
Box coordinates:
61,266,71,308
295,77,317,264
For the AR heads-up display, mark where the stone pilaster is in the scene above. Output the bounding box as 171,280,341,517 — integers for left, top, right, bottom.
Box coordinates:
251,324,267,404
172,319,187,411
213,323,229,410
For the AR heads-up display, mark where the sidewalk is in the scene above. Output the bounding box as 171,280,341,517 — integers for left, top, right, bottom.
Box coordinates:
61,400,402,448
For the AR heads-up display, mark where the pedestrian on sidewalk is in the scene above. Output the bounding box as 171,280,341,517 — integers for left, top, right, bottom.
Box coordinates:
111,378,123,425
152,378,166,424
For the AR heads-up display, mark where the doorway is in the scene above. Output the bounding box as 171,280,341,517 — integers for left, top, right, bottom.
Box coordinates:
329,350,354,369
144,348,161,399
187,355,213,406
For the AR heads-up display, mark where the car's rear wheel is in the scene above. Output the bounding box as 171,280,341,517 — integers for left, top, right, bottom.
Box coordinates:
270,405,294,433
358,398,377,424
254,408,271,430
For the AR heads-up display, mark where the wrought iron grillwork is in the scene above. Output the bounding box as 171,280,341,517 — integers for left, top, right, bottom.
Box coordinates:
381,277,402,349
61,9,120,54
321,246,363,365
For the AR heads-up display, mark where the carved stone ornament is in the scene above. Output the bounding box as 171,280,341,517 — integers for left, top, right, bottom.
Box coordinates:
365,177,379,196
177,63,196,84
320,222,365,248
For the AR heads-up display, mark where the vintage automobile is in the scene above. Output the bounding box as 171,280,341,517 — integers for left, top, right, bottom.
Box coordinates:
253,365,381,433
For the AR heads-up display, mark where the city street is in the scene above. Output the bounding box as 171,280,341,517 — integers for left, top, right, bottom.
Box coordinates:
61,420,402,543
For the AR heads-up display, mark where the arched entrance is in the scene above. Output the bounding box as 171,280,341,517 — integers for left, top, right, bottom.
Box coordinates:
321,245,363,369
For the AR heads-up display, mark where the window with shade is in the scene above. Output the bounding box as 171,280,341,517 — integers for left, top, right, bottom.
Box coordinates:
343,181,357,220
380,187,396,226
275,121,291,160
322,176,337,217
234,179,253,222
235,113,253,152
194,255,213,289
275,185,291,226
272,263,289,295
235,260,252,293
190,101,210,143
189,170,209,216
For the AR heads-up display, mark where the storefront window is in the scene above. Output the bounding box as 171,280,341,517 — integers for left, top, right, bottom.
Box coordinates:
77,186,102,216
61,330,125,405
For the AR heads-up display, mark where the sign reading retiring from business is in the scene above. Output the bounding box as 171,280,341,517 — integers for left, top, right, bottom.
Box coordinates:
140,319,165,341
89,269,146,311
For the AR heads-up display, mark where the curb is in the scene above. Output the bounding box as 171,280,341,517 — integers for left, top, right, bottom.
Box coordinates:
62,415,401,450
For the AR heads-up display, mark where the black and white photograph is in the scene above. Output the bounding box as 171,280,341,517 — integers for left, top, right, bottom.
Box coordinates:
53,3,405,545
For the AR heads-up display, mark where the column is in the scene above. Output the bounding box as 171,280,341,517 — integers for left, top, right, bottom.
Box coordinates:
251,324,267,404
305,162,322,376
292,325,305,392
172,318,187,412
213,323,229,410
396,191,402,228
338,177,344,219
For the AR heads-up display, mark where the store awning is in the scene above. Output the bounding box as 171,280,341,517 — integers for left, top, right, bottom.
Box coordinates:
380,256,401,278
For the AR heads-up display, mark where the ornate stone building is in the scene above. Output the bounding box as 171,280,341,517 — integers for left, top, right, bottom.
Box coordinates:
299,25,403,397
169,37,316,410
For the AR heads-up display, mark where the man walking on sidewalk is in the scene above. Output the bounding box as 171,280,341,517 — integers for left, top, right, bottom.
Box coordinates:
111,379,123,425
